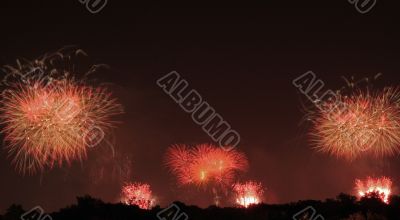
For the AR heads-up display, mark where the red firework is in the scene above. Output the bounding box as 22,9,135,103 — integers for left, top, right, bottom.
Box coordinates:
233,181,264,208
121,182,156,210
1,78,122,174
311,88,400,160
0,50,123,174
165,144,248,187
355,177,392,204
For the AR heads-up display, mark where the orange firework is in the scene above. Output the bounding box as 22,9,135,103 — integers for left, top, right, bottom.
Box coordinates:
121,182,156,210
233,181,264,208
165,144,248,187
0,50,123,174
355,177,392,204
311,88,400,159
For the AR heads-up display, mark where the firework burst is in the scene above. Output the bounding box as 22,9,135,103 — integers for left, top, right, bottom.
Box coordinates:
121,182,156,210
0,49,123,174
310,87,400,160
233,181,264,208
355,177,392,204
165,144,248,187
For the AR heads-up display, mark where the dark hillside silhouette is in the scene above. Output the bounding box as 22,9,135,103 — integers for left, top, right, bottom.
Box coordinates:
2,194,400,220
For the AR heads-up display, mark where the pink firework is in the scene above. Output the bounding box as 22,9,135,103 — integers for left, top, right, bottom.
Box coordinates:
355,177,392,204
0,49,123,174
165,144,249,187
121,182,156,210
233,181,264,208
310,88,400,160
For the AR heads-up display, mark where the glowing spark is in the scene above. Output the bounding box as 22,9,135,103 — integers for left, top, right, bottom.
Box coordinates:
233,181,264,208
121,182,156,210
355,177,392,204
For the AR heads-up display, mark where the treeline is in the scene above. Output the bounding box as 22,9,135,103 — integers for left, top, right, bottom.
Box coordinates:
1,193,400,220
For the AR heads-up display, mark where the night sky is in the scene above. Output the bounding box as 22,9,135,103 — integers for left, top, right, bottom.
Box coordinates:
1,0,400,212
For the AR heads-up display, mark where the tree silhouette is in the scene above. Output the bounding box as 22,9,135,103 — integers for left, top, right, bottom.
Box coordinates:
3,204,25,220
2,193,400,220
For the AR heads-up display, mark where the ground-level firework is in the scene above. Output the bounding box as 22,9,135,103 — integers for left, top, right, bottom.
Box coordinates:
165,144,248,187
355,177,392,204
310,87,400,160
233,181,264,208
121,182,156,210
0,49,123,174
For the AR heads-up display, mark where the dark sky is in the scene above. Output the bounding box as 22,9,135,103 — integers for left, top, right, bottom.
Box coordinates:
1,0,400,212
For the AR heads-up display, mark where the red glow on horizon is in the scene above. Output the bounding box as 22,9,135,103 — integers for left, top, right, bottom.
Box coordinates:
121,182,156,210
233,181,264,208
355,177,392,204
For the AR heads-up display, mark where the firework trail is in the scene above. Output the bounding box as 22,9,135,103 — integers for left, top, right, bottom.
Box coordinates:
233,181,264,208
121,182,156,210
0,48,123,174
165,144,248,187
87,150,132,184
355,177,392,204
310,87,400,160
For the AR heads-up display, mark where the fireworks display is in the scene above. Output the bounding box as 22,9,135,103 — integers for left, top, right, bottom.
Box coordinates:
1,49,399,212
310,88,400,159
355,177,392,204
121,182,156,210
165,144,249,187
233,181,264,208
0,50,123,174
3,2,400,216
